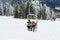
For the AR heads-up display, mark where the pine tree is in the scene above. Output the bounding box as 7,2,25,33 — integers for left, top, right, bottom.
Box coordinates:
38,5,47,19
14,0,35,18
19,4,26,18
30,4,35,14
14,6,19,18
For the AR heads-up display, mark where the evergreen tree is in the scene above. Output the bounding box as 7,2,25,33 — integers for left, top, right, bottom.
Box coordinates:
14,0,35,18
38,6,47,19
20,4,26,18
14,6,19,18
30,4,35,14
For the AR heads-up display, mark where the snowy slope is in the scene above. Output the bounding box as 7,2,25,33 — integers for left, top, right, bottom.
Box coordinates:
0,16,60,40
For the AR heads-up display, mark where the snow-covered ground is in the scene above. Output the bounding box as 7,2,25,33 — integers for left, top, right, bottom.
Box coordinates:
0,16,60,40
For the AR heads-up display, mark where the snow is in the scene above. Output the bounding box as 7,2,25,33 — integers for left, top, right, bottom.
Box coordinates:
0,16,60,40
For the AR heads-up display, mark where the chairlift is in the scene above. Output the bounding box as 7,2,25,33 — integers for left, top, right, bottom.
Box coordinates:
27,14,38,32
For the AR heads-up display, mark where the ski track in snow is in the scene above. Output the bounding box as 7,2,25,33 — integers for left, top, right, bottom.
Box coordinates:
0,16,60,40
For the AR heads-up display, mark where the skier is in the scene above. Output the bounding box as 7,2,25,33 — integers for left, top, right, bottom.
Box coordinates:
27,20,32,31
31,21,36,32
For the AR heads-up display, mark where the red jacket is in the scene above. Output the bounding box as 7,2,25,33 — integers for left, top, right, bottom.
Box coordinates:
31,21,36,26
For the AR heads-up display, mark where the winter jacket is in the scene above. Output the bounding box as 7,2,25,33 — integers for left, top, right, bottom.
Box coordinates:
27,22,31,27
31,21,36,26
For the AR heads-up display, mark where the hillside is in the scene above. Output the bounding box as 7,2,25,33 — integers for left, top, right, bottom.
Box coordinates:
0,16,60,40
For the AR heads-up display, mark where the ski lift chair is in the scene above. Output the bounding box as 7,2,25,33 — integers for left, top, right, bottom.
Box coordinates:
27,14,36,19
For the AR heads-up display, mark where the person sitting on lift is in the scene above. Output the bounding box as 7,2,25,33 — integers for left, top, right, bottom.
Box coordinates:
27,20,32,31
31,21,36,32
